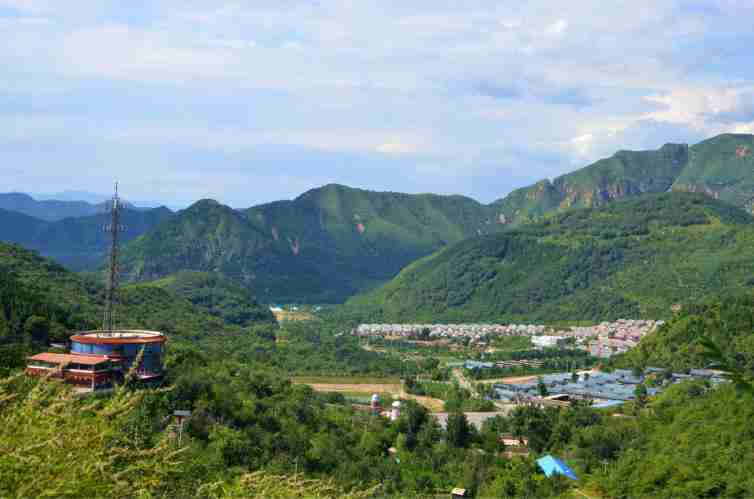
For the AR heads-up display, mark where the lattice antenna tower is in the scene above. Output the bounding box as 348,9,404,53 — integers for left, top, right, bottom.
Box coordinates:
102,182,125,333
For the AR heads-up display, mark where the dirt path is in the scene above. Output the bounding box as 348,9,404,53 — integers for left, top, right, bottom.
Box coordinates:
452,368,475,393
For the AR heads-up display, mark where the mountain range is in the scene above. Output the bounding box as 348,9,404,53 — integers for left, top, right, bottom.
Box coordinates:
0,192,155,221
2,132,754,305
0,206,172,270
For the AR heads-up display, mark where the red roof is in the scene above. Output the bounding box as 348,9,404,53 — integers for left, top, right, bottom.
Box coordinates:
27,352,109,366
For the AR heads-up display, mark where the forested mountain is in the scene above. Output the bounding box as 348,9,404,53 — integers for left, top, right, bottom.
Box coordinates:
346,193,754,322
0,206,172,270
0,192,147,221
121,185,501,303
494,133,754,225
119,134,754,304
5,134,754,305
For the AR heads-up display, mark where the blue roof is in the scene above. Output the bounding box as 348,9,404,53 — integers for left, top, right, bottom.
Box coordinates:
536,455,578,480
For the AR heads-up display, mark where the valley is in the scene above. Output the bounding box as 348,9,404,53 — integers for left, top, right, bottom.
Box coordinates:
6,2,754,495
2,133,754,497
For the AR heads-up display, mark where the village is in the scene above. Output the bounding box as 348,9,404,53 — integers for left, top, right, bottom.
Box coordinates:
353,319,664,358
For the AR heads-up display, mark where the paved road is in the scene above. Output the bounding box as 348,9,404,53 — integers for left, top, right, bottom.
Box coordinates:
432,410,515,430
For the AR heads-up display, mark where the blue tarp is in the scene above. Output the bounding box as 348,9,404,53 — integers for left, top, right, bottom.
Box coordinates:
536,455,578,480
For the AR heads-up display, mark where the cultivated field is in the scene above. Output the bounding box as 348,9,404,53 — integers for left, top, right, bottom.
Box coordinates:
292,377,445,411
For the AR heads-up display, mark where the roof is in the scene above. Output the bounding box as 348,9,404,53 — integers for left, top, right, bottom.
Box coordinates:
536,455,578,480
70,329,165,345
28,352,110,366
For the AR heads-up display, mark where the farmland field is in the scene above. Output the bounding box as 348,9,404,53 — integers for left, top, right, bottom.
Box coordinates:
292,377,445,411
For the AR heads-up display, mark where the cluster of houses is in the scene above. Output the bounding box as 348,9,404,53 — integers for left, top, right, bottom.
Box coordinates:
558,319,664,357
353,320,664,358
353,323,546,343
493,368,726,406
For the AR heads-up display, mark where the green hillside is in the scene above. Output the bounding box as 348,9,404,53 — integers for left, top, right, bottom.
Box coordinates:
619,294,754,371
147,270,275,326
0,206,172,270
121,185,500,303
0,242,252,353
494,133,754,225
347,192,754,322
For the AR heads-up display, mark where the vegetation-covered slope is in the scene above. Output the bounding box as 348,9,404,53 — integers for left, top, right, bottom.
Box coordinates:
147,270,275,326
347,193,754,322
0,242,256,351
0,206,172,270
122,185,501,303
494,133,754,225
620,294,754,371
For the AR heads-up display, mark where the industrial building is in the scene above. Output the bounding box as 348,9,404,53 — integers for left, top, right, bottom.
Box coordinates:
493,368,726,406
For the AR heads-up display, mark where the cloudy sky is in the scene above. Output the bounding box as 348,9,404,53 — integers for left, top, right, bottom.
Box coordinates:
2,1,754,208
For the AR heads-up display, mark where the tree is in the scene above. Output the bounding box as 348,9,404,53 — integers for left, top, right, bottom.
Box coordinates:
537,376,549,397
446,411,471,448
633,383,648,413
23,315,49,344
0,309,9,340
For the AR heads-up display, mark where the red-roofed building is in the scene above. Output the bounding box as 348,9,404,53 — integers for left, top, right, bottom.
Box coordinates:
26,352,113,391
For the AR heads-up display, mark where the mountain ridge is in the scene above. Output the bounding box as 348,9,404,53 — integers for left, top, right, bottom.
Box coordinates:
0,192,160,221
117,133,754,304
0,206,173,270
492,133,754,225
121,184,503,303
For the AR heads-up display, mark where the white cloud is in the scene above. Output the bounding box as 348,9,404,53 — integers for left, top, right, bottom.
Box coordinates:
2,1,754,204
544,19,568,36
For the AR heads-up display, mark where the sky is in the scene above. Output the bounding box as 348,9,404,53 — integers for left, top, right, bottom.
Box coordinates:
1,1,754,208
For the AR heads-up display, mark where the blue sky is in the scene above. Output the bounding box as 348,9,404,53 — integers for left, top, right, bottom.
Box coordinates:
1,1,754,208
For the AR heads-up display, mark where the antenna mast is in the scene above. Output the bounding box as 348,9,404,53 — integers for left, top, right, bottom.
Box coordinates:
103,182,122,333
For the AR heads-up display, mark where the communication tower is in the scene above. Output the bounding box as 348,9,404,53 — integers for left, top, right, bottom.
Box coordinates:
103,182,124,333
